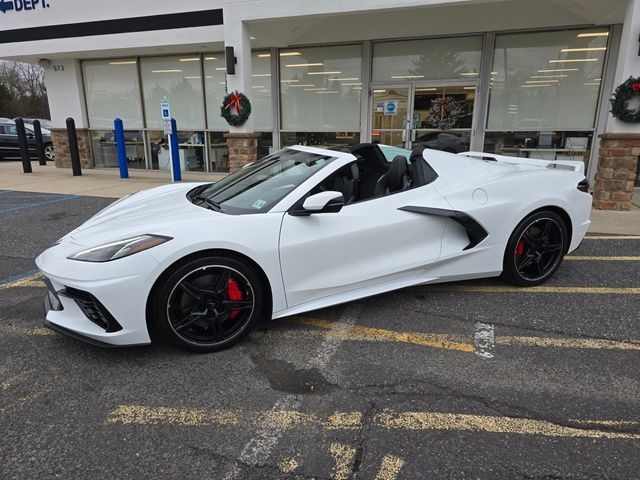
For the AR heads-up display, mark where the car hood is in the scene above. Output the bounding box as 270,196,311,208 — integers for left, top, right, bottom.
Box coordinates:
65,182,213,246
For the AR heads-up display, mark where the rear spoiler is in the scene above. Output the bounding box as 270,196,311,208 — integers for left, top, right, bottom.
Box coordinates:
459,151,584,173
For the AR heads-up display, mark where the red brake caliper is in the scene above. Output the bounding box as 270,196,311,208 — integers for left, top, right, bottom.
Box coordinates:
226,277,243,320
516,239,525,257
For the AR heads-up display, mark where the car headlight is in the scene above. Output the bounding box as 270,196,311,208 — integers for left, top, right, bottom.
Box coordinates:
68,235,172,262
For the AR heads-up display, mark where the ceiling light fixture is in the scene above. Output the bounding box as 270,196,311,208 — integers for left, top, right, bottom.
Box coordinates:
179,58,200,62
286,62,324,67
328,77,359,81
560,47,606,52
577,32,609,37
549,58,598,63
252,73,271,77
307,71,342,75
204,56,217,61
460,72,479,76
280,52,302,57
109,60,136,65
151,69,182,73
538,68,579,73
525,79,559,83
390,75,424,79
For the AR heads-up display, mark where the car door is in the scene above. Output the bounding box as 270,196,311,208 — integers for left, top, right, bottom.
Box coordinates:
278,183,453,308
0,124,19,159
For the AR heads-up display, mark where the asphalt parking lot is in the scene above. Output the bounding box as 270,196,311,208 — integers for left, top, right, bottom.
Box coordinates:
1,190,639,480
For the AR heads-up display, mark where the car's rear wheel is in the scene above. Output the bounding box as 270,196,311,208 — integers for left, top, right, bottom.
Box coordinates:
44,144,55,161
154,255,264,352
501,211,568,286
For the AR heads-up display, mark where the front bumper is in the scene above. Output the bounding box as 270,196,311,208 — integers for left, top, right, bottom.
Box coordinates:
37,241,155,347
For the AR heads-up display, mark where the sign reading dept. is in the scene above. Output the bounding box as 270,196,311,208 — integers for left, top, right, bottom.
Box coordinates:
0,0,51,14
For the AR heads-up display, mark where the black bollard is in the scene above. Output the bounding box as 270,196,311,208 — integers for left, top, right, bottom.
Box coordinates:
33,120,47,166
15,118,32,174
66,117,82,176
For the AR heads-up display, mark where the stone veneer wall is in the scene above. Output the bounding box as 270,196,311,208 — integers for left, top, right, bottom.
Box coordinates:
592,133,640,210
224,133,259,173
50,128,93,169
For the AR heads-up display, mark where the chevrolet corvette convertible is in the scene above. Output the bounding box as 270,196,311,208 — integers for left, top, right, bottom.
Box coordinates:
36,143,591,352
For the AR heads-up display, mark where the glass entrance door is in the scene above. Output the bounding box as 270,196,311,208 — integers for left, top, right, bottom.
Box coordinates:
371,83,477,151
370,86,410,147
411,85,475,153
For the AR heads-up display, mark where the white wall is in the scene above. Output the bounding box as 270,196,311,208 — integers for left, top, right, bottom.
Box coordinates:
43,59,88,128
607,0,640,134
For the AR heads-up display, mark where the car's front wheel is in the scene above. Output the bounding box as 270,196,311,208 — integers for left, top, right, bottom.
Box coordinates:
501,211,568,286
154,255,265,352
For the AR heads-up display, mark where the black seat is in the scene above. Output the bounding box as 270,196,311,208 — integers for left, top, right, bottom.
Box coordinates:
330,163,360,204
350,143,389,200
374,155,410,197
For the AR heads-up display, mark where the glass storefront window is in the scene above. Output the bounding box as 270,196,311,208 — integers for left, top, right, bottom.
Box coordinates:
372,36,483,83
281,132,360,149
147,130,205,172
280,45,362,132
251,52,273,131
208,131,228,172
203,53,228,131
82,59,143,129
483,130,592,172
90,130,145,169
141,55,206,130
487,29,608,131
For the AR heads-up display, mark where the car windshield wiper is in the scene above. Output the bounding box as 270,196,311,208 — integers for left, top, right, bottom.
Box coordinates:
193,194,222,212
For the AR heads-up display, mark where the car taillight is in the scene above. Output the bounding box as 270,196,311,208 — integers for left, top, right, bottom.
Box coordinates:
577,178,589,193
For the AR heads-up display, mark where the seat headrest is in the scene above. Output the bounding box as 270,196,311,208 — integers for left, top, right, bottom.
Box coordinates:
388,155,408,192
349,163,360,181
410,146,426,163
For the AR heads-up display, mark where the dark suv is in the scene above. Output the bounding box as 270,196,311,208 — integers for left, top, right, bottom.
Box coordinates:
0,120,55,161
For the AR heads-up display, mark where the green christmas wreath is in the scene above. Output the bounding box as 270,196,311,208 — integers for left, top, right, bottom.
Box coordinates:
221,91,252,127
610,76,640,124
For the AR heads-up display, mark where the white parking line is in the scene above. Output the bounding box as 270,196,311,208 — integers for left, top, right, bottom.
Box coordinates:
223,304,362,479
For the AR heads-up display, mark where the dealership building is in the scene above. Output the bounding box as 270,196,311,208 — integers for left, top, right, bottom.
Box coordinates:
1,0,639,208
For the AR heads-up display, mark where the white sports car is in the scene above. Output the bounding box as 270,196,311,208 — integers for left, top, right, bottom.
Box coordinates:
36,143,591,352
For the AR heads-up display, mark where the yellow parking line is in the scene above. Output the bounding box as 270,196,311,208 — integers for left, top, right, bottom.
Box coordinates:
495,336,640,351
107,405,640,441
289,317,475,353
422,285,640,294
329,443,357,480
583,235,640,240
374,411,640,440
374,455,405,480
0,273,44,290
565,256,640,261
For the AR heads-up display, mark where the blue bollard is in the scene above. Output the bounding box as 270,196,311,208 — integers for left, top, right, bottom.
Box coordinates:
114,118,129,179
170,118,181,182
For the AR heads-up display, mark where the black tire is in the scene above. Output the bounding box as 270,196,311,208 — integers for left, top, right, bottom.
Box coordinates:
501,210,568,286
153,255,265,352
44,143,55,161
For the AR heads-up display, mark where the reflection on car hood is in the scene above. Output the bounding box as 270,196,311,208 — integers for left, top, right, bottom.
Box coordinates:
66,182,212,245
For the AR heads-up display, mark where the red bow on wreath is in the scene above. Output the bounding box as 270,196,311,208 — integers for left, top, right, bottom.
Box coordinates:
226,94,241,114
632,83,640,92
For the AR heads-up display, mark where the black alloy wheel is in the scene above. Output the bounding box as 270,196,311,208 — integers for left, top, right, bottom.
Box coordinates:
155,255,264,352
501,211,568,286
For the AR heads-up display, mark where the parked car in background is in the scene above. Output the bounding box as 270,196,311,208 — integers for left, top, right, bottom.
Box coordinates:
413,131,469,153
14,117,53,130
0,120,55,161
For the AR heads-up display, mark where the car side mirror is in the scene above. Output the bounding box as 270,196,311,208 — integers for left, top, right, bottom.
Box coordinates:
290,191,344,216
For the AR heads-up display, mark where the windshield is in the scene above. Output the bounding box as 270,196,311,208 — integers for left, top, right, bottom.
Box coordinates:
193,148,336,214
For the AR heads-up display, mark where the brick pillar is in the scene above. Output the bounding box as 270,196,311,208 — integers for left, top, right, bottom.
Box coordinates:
50,128,93,169
592,133,640,211
224,133,258,173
